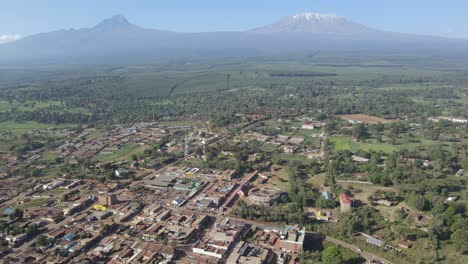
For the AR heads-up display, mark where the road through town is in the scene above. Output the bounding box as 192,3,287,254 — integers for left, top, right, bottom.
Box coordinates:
325,236,395,264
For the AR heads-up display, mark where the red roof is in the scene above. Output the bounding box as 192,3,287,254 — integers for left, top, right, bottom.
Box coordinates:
340,194,353,204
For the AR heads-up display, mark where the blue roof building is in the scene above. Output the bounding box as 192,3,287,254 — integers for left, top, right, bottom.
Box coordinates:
3,207,15,215
64,233,76,242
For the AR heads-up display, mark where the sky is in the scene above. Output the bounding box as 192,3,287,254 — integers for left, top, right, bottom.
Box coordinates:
1,0,468,43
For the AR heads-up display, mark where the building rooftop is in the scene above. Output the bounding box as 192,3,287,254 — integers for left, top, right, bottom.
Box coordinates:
340,193,353,205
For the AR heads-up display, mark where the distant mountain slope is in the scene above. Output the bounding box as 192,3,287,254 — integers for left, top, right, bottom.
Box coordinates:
1,14,468,65
0,15,180,63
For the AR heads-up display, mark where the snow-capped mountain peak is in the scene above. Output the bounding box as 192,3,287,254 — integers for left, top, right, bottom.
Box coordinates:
251,12,374,34
291,13,341,22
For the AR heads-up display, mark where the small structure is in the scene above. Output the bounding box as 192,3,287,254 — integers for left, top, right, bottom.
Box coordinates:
316,211,330,221
283,146,296,154
375,199,395,207
444,196,458,203
88,211,112,221
172,197,185,207
302,122,324,130
43,180,64,190
115,168,129,177
302,123,316,130
3,207,15,217
322,191,333,200
398,240,413,249
5,233,28,247
366,236,384,247
277,225,306,253
340,194,353,212
63,233,77,242
237,183,252,197
288,137,304,145
428,116,468,124
227,241,274,264
98,193,118,206
352,155,369,163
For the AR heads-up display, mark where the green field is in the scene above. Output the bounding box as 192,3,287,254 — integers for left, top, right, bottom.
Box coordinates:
260,143,278,152
330,134,449,154
16,198,50,210
330,136,396,153
274,153,310,164
294,128,323,138
93,144,145,162
0,100,89,114
0,120,77,134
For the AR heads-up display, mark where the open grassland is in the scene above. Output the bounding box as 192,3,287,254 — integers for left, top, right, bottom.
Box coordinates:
441,243,468,264
330,134,451,154
336,180,393,202
331,136,396,153
306,173,327,189
294,128,323,138
40,150,59,162
274,153,311,164
0,100,89,114
0,100,11,111
268,167,292,191
259,143,278,152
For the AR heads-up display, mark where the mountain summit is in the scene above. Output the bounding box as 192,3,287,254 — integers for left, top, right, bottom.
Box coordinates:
290,13,343,22
94,15,135,30
251,12,376,34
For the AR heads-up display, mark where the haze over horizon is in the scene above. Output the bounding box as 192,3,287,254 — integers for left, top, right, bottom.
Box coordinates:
1,0,468,43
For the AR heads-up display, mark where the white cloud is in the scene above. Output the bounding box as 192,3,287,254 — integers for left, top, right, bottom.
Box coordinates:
0,34,21,44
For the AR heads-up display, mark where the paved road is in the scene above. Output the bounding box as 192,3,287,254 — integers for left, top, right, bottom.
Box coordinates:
325,236,394,264
336,180,375,185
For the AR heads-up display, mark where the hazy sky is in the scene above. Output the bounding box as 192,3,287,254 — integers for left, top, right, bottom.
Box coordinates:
1,0,468,42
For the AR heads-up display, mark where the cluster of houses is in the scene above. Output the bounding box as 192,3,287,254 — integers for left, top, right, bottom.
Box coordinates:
192,217,307,264
53,122,164,162
0,179,202,263
0,154,315,264
257,133,323,159
2,115,446,263
428,116,468,124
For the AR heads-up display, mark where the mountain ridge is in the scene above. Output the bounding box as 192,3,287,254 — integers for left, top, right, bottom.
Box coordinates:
1,13,468,65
